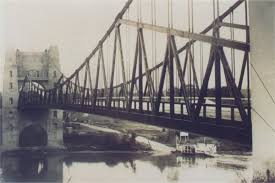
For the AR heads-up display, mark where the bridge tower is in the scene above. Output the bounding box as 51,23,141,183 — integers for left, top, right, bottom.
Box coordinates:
1,46,63,148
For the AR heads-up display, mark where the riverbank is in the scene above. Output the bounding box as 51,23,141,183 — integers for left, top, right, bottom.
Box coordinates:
69,113,251,153
73,122,175,153
0,121,174,156
64,122,153,152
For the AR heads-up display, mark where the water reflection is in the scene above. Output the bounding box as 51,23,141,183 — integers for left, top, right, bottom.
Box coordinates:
0,152,63,182
0,152,252,183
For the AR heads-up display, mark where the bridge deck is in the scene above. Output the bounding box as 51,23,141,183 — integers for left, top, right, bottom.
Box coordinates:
19,101,251,145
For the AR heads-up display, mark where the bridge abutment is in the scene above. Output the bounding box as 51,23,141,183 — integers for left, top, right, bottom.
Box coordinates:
249,1,275,181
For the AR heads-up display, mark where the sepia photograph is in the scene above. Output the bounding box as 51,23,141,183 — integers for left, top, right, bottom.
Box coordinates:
0,0,274,182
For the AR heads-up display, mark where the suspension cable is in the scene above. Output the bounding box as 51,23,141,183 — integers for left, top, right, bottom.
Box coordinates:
217,0,220,17
186,0,191,98
154,0,157,91
114,32,118,90
171,0,173,28
129,8,132,87
126,7,130,85
252,108,275,134
213,0,216,24
168,0,170,28
191,0,194,33
125,12,128,83
191,0,195,102
139,0,142,22
188,0,191,33
151,0,154,89
251,63,275,105
241,46,275,137
107,35,110,82
137,0,140,22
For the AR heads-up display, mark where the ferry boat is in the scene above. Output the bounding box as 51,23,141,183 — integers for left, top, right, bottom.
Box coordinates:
172,132,217,158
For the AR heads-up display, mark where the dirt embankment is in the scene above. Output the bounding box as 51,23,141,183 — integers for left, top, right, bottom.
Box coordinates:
64,123,152,152
66,112,251,154
68,113,177,147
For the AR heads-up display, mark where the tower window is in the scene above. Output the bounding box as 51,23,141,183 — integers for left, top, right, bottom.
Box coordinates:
53,71,57,78
63,112,67,120
37,71,40,77
9,97,13,105
9,71,13,77
53,111,57,118
9,82,13,89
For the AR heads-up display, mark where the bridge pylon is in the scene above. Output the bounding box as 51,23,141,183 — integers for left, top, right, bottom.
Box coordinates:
1,47,64,148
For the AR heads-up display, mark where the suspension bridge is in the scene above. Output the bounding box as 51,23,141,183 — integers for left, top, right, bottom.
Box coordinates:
17,0,252,145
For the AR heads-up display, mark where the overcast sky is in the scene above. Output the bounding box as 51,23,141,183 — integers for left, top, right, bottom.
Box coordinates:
0,0,128,90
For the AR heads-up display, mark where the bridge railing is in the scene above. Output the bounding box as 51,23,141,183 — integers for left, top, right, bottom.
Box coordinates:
18,82,248,124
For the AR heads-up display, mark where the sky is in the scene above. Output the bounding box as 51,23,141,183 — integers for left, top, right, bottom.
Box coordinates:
0,0,128,90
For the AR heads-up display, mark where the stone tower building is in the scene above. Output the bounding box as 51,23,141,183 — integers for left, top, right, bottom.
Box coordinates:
1,46,63,148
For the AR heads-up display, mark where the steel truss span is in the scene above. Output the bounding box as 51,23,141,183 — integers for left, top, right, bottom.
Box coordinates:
18,0,251,145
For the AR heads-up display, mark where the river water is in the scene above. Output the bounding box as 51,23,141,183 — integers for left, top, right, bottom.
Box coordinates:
0,151,252,183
